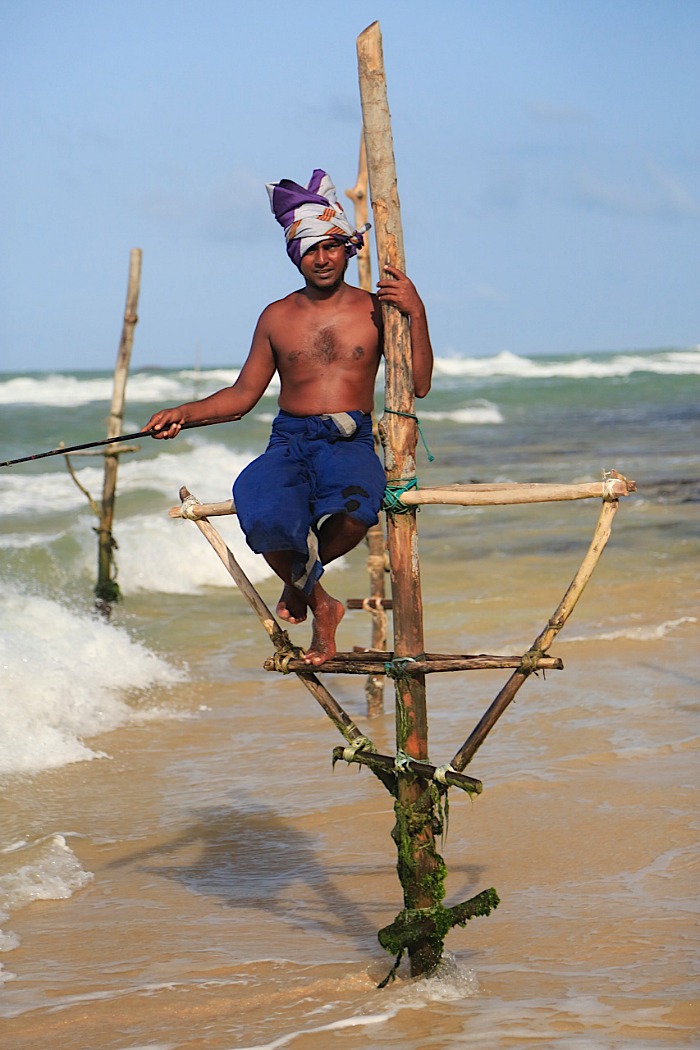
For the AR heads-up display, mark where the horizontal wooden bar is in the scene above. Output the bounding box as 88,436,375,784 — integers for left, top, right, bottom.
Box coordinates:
264,651,563,675
168,472,635,519
169,498,235,519
400,475,636,507
331,746,483,794
346,598,393,610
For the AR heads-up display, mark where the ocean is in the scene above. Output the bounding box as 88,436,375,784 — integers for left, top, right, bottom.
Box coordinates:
1,347,698,1048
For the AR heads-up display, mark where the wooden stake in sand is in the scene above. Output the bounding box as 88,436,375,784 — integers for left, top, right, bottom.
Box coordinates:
95,248,142,614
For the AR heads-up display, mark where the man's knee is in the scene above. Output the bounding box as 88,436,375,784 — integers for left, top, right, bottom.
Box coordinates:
317,512,368,563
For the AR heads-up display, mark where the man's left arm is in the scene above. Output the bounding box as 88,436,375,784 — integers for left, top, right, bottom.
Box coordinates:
376,265,434,397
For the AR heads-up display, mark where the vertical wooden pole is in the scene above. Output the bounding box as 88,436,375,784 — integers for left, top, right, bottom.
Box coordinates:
346,138,387,717
95,248,142,614
357,21,443,977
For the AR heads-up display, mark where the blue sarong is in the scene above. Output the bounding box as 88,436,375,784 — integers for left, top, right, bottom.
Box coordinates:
233,411,385,595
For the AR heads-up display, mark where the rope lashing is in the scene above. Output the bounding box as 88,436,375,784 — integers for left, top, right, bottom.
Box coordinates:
339,735,376,763
384,408,435,462
180,494,201,520
383,477,418,515
518,649,546,676
433,764,457,786
602,470,619,501
394,749,412,772
270,643,307,674
384,655,419,679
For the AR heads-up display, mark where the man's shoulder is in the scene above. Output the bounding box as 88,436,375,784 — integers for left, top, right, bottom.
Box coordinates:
262,283,377,316
262,290,302,314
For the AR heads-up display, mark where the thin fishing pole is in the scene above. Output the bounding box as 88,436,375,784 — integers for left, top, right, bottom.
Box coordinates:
1,419,217,468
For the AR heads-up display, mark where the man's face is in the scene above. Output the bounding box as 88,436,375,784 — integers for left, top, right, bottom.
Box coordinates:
299,239,348,291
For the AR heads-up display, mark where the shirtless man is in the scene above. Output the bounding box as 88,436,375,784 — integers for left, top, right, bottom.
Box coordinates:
143,169,432,666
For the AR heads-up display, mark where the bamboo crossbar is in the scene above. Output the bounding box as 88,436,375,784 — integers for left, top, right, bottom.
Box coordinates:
168,474,635,520
264,651,563,675
331,746,483,794
347,598,393,610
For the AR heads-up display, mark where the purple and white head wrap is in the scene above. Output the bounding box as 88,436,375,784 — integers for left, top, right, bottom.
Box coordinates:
266,169,370,270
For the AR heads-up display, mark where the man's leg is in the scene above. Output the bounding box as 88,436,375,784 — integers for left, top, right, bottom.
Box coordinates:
318,512,368,565
263,549,346,667
274,513,368,628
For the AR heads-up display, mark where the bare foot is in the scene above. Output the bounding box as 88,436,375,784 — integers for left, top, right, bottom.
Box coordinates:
304,594,345,667
276,584,308,624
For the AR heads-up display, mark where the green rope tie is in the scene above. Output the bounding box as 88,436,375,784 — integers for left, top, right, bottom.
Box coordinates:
383,477,418,515
394,749,412,773
384,408,435,462
384,655,419,679
377,948,404,989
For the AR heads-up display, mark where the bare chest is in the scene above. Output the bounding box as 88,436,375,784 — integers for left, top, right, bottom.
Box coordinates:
272,316,379,372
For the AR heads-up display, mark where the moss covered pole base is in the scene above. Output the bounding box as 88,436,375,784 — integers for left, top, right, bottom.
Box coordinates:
378,887,500,984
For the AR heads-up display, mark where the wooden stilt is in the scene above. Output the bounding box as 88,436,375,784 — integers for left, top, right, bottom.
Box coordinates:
163,23,638,986
346,136,387,717
95,248,142,615
358,20,449,978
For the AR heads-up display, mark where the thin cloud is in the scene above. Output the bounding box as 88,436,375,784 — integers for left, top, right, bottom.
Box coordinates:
527,99,591,127
572,161,699,220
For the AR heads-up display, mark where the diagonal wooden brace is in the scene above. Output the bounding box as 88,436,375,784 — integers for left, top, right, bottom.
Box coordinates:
451,497,620,771
176,487,376,749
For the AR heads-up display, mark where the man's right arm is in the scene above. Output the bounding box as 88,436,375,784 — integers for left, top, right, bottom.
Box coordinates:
143,313,277,439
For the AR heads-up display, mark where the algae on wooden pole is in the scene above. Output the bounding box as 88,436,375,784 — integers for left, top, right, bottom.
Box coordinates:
357,20,445,976
95,248,142,613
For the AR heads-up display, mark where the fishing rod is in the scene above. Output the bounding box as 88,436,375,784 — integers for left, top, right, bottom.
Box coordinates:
1,419,221,468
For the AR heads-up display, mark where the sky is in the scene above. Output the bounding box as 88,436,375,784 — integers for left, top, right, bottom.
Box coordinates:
1,0,698,372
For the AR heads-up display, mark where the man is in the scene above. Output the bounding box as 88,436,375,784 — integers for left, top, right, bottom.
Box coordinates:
143,169,433,666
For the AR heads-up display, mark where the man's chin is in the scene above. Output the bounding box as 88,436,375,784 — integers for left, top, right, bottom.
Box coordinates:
310,273,344,292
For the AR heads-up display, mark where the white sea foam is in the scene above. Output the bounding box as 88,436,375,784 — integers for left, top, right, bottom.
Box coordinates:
1,347,696,411
0,369,279,407
0,441,278,592
0,441,253,518
421,400,503,425
113,510,272,594
235,954,481,1050
235,1010,397,1050
0,588,185,777
434,346,700,379
0,834,93,915
564,615,697,643
0,834,93,984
